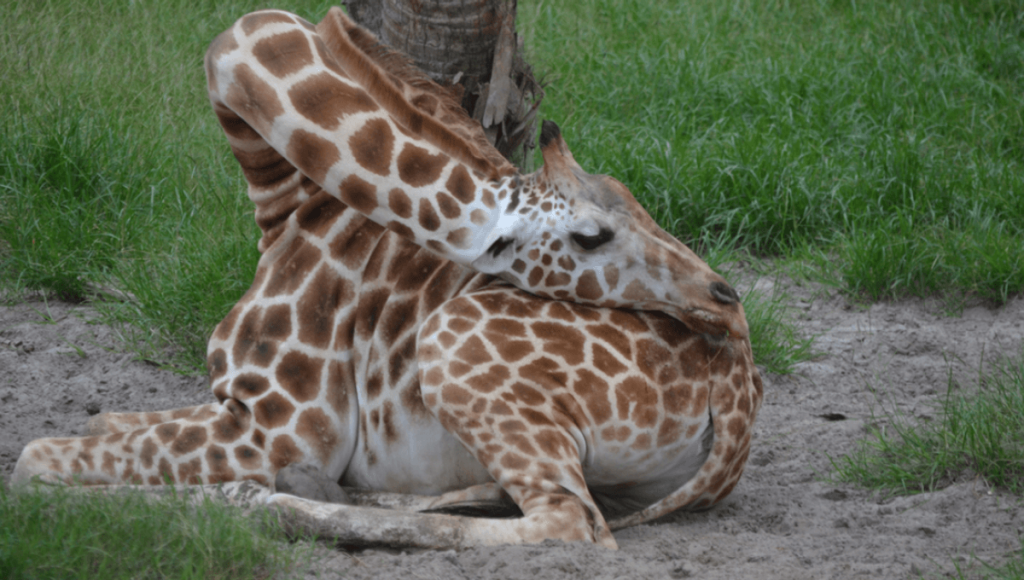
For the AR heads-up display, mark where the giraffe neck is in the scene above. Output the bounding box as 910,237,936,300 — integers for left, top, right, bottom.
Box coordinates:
205,8,525,269
206,8,749,340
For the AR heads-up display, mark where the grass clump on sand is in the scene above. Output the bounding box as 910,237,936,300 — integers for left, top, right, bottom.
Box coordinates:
0,483,307,580
830,351,1024,577
830,351,1024,495
981,538,1024,580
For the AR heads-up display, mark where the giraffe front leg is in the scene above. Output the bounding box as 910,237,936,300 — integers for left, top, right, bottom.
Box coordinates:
85,403,221,436
12,399,272,487
267,494,523,549
266,302,620,547
266,461,613,548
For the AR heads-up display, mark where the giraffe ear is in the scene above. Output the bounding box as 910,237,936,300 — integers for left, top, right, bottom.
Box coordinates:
539,120,563,149
540,121,583,178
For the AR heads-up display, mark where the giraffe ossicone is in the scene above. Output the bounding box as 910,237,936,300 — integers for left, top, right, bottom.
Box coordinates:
12,7,763,550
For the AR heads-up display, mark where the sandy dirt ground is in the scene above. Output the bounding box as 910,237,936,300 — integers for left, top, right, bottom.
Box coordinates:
2,275,1022,579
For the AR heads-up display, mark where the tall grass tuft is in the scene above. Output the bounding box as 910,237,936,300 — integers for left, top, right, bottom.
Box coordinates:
0,108,160,300
740,283,815,375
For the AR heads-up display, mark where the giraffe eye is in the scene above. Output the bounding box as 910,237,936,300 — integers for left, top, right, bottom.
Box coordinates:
487,236,514,258
570,228,615,251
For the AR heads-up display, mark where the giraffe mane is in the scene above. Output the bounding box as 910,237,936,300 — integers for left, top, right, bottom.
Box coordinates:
316,7,517,182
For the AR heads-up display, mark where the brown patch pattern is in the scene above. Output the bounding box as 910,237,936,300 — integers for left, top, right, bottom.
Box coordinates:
295,408,339,465
397,143,448,187
224,64,284,135
253,30,313,78
338,174,378,214
446,165,476,203
285,129,340,184
276,351,323,402
296,266,352,348
254,392,296,429
349,118,394,176
289,72,377,131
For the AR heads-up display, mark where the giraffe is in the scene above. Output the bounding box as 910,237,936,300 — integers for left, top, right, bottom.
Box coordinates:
12,7,762,550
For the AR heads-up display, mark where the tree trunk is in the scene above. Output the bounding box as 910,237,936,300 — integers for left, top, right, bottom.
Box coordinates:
341,0,543,168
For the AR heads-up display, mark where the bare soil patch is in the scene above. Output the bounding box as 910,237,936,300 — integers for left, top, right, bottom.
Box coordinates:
2,278,1022,579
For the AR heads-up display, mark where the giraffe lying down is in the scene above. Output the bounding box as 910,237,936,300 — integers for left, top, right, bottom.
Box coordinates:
13,7,762,550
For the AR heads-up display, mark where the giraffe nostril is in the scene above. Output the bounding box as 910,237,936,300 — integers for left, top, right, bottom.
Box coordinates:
709,281,739,304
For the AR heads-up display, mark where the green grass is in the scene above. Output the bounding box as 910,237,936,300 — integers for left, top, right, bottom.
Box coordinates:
1,108,152,299
952,536,1024,580
980,538,1024,580
0,0,824,371
0,482,307,580
522,0,1024,303
0,0,334,370
830,351,1024,495
737,280,814,374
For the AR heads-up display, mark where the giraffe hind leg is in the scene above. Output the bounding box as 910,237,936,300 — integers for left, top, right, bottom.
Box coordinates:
265,449,614,547
85,403,222,436
263,420,610,546
13,400,270,488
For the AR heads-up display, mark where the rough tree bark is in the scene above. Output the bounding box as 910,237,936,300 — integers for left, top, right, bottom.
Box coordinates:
340,0,543,168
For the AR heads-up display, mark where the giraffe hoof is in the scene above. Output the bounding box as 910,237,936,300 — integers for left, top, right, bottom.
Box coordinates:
274,463,350,505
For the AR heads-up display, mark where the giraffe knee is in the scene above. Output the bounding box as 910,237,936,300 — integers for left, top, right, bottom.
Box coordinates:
11,438,60,486
274,463,350,504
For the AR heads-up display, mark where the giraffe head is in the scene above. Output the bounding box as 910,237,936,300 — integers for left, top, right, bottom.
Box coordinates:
471,121,748,339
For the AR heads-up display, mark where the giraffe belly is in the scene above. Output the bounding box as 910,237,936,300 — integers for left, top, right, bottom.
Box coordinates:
340,413,493,495
584,413,713,515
